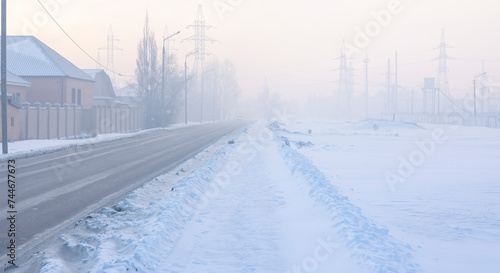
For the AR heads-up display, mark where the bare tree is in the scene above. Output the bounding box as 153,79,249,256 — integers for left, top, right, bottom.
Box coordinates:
218,59,240,120
135,12,160,128
163,53,184,124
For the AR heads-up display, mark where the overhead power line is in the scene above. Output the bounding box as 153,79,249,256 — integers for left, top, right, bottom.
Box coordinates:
37,0,132,77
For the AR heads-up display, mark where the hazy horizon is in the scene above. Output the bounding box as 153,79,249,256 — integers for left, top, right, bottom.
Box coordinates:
6,0,500,105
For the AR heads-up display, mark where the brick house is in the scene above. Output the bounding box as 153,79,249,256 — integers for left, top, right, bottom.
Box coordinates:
2,36,94,108
0,71,31,141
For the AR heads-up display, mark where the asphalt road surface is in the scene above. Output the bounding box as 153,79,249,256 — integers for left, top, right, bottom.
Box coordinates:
0,121,245,267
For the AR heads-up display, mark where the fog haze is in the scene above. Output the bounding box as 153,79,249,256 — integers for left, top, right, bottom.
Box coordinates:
7,0,500,118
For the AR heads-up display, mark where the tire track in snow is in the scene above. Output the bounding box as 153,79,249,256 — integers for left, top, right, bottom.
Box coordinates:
276,131,421,273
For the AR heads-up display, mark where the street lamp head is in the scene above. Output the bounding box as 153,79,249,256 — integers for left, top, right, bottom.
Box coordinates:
163,30,180,42
203,68,215,75
474,72,487,78
186,50,199,58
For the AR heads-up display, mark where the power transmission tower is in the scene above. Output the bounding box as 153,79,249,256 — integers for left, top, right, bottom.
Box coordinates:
96,51,101,69
184,5,216,74
99,25,122,88
336,40,353,120
433,28,452,111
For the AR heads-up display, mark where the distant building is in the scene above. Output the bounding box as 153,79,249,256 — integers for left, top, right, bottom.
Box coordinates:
83,69,116,106
487,87,500,113
1,36,94,107
115,84,142,107
0,71,32,141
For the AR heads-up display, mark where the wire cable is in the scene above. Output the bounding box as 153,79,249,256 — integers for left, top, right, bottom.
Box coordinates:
37,0,132,77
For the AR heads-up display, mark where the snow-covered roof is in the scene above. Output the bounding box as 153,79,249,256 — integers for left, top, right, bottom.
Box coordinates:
0,36,93,82
3,70,31,86
115,84,139,97
82,69,102,79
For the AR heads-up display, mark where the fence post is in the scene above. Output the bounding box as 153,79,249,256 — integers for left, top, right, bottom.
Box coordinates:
92,105,96,137
117,106,121,133
100,105,103,135
120,106,124,133
63,103,68,139
80,105,83,137
104,105,107,134
114,107,118,133
128,106,131,132
22,102,30,140
45,102,51,139
54,103,60,139
72,103,77,138
95,105,99,135
132,107,135,132
34,101,41,139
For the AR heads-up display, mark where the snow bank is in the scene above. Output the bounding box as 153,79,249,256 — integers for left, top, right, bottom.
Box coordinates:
275,127,420,272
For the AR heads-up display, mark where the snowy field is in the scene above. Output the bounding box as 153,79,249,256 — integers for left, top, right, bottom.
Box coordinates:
35,119,500,272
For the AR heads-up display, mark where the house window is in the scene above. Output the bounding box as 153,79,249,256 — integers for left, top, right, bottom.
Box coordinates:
10,117,14,127
77,89,82,105
12,93,21,102
71,88,76,104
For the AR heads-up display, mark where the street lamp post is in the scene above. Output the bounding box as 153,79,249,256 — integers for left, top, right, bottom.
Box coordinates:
213,78,218,122
1,0,7,154
473,72,487,117
184,51,197,125
161,30,180,127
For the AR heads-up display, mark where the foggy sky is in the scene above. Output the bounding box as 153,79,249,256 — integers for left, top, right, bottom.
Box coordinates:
7,0,500,101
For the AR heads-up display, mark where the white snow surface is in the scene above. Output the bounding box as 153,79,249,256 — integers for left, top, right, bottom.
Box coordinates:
37,119,500,272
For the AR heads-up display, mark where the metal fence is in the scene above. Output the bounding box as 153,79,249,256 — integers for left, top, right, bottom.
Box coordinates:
382,113,500,128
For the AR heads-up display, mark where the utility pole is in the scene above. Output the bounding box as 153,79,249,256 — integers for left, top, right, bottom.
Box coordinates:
184,50,197,125
184,58,187,125
394,51,398,116
474,79,476,117
474,72,487,117
387,58,391,114
161,30,180,127
1,0,7,154
364,50,370,118
213,79,217,122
